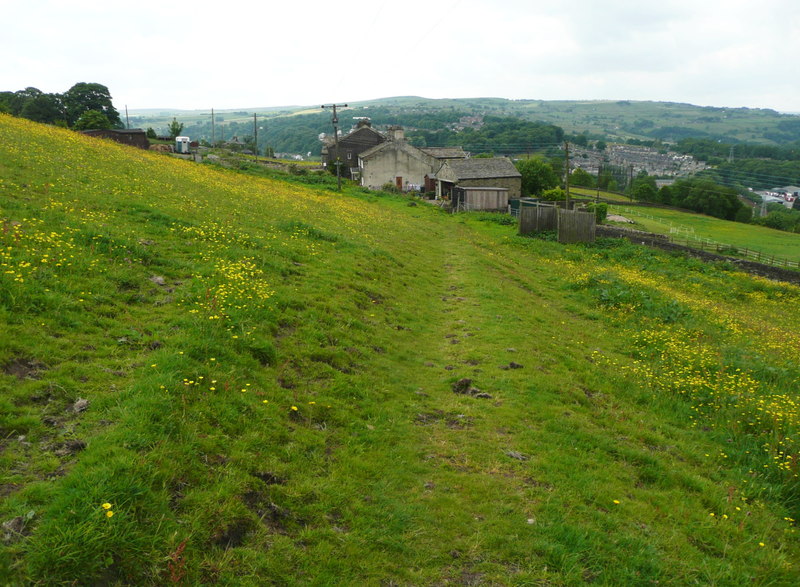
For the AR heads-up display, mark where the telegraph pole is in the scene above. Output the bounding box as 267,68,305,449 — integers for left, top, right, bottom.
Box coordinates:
322,103,348,191
564,141,571,208
253,113,258,162
595,162,600,203
125,105,130,129
211,108,215,146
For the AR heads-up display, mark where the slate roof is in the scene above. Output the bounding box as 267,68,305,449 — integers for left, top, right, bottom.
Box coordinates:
445,157,521,180
358,141,392,160
420,147,468,159
359,139,431,162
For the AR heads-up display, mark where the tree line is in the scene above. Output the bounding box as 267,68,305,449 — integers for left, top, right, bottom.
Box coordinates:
675,137,800,163
0,83,122,130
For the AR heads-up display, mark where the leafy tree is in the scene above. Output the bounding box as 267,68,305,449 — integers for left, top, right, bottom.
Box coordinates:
540,187,565,201
168,118,184,139
585,202,608,223
628,173,658,202
595,140,607,151
735,206,754,223
0,87,59,119
570,167,595,188
754,208,800,232
63,83,120,127
516,156,559,196
73,109,112,130
667,177,743,220
571,133,588,147
20,93,64,124
597,168,616,191
146,127,157,139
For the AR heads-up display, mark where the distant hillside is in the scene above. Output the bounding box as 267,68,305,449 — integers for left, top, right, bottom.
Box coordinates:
348,97,800,145
129,97,800,159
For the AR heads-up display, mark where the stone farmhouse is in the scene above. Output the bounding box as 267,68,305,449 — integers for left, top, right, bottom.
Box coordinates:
322,121,522,204
358,127,470,191
321,119,386,180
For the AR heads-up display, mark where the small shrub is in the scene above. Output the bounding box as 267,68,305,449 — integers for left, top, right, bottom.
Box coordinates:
381,182,402,194
475,212,516,226
585,202,608,224
540,187,565,201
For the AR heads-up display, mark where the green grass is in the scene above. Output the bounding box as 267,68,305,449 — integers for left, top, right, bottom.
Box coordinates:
2,114,800,584
571,186,632,202
608,204,800,260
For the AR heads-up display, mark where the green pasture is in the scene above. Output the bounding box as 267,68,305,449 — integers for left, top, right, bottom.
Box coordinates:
609,204,800,260
2,114,800,584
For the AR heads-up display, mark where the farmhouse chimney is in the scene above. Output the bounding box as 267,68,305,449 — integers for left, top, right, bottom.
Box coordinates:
388,125,404,141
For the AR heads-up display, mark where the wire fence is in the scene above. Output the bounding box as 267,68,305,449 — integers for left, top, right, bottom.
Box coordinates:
611,206,800,270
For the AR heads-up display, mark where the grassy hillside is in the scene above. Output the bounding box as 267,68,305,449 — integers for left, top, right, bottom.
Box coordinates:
2,114,800,584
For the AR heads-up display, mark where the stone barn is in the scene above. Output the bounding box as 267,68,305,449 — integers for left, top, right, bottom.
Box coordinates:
434,157,522,199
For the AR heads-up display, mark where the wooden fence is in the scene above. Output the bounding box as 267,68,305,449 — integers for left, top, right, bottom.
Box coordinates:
519,205,557,234
557,209,596,244
668,238,800,269
518,205,596,243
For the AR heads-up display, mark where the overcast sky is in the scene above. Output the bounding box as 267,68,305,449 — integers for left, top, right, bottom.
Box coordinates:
2,0,799,112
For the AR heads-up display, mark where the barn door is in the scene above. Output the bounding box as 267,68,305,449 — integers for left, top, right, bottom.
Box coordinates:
395,176,403,190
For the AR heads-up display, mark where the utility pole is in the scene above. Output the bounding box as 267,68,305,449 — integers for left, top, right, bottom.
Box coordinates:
211,108,215,146
253,113,258,162
728,145,735,163
322,103,348,191
125,105,130,129
564,141,571,208
595,163,600,203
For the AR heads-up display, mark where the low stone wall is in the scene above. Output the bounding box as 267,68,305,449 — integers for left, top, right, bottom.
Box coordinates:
597,225,800,285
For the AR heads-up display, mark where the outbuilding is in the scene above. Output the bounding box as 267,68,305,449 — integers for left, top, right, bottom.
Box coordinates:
81,128,150,150
434,157,522,199
175,136,191,154
452,186,510,211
